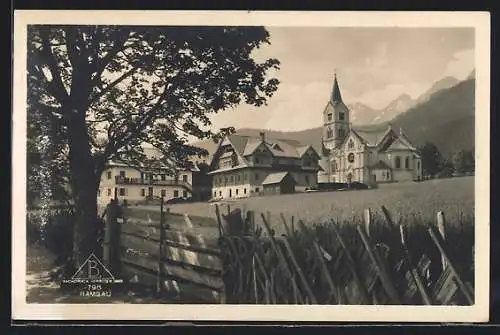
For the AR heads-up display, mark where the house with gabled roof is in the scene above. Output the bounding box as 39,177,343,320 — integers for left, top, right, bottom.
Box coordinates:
208,132,321,199
97,146,208,205
318,73,422,184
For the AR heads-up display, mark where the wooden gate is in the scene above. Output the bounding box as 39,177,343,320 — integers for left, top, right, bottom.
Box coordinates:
103,200,225,303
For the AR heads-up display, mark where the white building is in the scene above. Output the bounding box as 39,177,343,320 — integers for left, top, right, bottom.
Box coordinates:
318,74,422,184
208,132,321,199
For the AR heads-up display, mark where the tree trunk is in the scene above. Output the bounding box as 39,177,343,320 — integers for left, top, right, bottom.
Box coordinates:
67,115,101,268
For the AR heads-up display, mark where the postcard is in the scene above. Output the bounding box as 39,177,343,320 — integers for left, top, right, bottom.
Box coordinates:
12,10,490,322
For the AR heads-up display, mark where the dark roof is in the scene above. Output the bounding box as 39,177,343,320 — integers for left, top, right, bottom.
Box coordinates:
224,134,318,159
331,74,343,103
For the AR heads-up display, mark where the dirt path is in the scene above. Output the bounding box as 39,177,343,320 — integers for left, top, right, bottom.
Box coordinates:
26,245,174,304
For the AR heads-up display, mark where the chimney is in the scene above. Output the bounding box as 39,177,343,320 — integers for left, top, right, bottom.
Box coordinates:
259,132,265,142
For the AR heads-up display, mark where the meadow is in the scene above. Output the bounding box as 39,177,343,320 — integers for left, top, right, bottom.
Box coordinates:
140,176,475,230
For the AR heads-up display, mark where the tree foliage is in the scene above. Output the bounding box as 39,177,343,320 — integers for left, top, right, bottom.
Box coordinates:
452,149,475,174
28,25,280,265
417,141,444,178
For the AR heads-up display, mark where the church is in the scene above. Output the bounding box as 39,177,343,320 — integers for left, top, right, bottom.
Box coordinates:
318,74,422,184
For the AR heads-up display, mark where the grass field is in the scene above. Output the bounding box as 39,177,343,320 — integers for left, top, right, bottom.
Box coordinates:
132,176,474,229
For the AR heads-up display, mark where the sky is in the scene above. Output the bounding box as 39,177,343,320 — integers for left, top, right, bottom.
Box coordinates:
207,27,475,134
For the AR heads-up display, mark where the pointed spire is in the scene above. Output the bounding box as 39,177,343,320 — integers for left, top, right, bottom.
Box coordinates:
331,72,343,103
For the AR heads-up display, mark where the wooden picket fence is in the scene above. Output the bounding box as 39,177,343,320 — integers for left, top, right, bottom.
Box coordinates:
215,204,475,305
104,200,225,303
103,199,474,305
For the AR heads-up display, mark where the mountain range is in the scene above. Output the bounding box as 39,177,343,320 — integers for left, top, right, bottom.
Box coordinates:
347,76,460,125
191,70,475,161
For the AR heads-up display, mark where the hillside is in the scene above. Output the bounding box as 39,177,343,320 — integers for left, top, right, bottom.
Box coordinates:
389,78,475,158
347,76,460,125
191,77,475,161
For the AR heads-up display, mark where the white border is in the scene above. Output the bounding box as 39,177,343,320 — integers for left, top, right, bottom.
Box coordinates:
12,10,490,322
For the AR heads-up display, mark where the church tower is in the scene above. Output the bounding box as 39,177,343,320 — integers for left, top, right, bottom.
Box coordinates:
322,73,350,150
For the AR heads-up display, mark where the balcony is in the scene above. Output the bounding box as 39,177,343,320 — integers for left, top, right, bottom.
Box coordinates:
114,176,192,191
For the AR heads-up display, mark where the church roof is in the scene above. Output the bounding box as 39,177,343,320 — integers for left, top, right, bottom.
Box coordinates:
385,137,415,151
331,74,343,103
351,125,393,147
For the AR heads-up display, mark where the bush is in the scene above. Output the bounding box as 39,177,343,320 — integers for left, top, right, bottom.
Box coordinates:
27,207,105,265
27,207,75,263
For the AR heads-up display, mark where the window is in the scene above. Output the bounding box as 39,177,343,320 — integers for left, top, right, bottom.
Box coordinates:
305,175,310,185
214,191,217,197
338,128,346,138
183,190,188,198
236,189,239,195
161,174,166,181
230,175,234,182
237,174,240,182
255,157,260,164
348,153,355,163
182,175,188,182
119,188,126,196
395,156,401,169
244,188,247,194
141,173,145,180
327,113,332,121
405,157,410,169
174,190,179,198
107,188,111,196
119,171,126,177
255,187,260,193
331,160,337,172
417,161,420,170
339,112,345,121
107,171,112,179
326,127,333,138
348,139,354,149
219,191,222,196
141,189,145,196
161,189,166,197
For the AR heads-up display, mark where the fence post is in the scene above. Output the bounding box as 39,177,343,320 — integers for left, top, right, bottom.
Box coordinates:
103,198,121,276
157,196,165,294
252,255,258,304
364,208,372,237
436,211,447,272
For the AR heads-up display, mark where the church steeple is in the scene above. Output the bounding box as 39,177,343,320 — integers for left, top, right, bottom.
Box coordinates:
331,73,343,104
323,70,350,151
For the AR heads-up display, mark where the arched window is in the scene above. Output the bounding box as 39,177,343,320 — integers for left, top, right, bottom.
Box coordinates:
348,139,354,149
327,113,332,121
326,127,333,138
395,156,401,169
348,153,355,163
405,157,410,169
